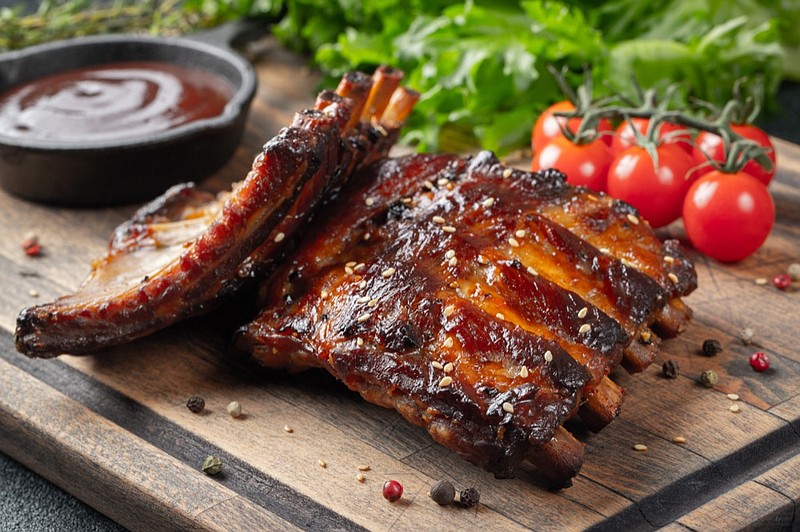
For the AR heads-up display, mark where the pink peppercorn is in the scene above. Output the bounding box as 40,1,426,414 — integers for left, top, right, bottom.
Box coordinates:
749,352,770,372
772,274,791,290
382,480,403,502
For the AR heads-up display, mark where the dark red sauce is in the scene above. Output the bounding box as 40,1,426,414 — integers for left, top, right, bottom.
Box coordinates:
0,61,234,142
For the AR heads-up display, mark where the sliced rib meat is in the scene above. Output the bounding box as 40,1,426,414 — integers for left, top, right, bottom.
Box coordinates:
237,151,696,486
15,67,419,357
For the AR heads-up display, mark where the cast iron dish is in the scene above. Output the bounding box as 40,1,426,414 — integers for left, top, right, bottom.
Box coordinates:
0,23,258,206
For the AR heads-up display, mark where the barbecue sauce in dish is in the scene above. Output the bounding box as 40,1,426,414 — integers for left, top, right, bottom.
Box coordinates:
0,61,234,142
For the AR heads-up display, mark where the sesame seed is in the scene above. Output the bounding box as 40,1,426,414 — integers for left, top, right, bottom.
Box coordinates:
502,168,513,178
577,307,588,319
620,258,634,268
437,178,449,186
668,272,679,284
346,261,357,268
357,296,370,304
320,290,329,300
520,366,529,378
449,281,458,288
727,393,740,401
627,214,640,225
423,180,435,190
432,361,444,370
673,436,687,444
755,278,768,285
382,267,396,278
448,257,458,266
495,312,505,320
363,232,371,241
445,249,456,259
365,197,375,206
354,263,366,272
442,225,456,233
29,289,39,297
432,215,446,224
345,266,354,275
356,312,371,323
599,247,611,255
502,402,514,414
587,194,599,202
356,473,366,483
579,323,591,334
508,237,520,248
358,280,367,289
439,376,453,388
482,197,495,208
356,337,364,346
730,404,741,413
368,298,378,307
477,255,488,265
515,229,526,238
443,362,454,373
443,337,454,348
402,197,413,204
284,425,293,433
544,350,553,363
274,232,286,243
664,255,675,263
526,266,538,276
319,459,327,468
443,305,456,317
358,464,371,471
633,444,648,452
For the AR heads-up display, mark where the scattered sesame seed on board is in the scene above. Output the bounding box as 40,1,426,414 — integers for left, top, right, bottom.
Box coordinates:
356,473,366,483
730,404,741,413
28,289,39,297
284,425,293,433
318,459,327,468
727,393,740,401
577,307,588,319
633,444,648,451
358,464,371,471
673,436,687,444
755,278,768,285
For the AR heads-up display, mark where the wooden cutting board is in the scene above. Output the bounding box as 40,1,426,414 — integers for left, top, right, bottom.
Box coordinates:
1,38,798,531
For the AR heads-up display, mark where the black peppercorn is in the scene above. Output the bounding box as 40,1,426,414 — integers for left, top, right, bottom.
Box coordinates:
701,339,723,357
429,479,456,505
459,487,480,508
187,395,205,413
662,360,679,379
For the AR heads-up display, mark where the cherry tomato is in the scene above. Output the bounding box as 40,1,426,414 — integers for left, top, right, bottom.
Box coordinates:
531,135,613,192
607,143,696,228
611,117,692,156
531,100,613,154
692,124,776,185
682,171,774,262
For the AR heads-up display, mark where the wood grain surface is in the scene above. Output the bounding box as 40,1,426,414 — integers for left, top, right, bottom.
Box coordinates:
0,38,798,531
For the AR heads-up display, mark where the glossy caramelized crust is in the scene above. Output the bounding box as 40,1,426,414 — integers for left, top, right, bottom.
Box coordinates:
237,151,697,484
15,68,419,357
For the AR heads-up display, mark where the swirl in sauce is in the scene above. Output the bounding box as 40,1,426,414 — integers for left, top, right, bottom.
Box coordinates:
0,61,234,142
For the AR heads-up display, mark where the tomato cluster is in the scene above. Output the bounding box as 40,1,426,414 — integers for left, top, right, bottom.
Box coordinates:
530,101,776,262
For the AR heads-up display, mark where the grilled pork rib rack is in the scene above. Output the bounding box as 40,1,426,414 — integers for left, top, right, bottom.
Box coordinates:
237,152,696,486
15,66,418,357
15,67,696,487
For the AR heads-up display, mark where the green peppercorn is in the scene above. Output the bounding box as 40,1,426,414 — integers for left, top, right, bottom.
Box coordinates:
699,370,718,388
429,479,456,505
202,455,222,475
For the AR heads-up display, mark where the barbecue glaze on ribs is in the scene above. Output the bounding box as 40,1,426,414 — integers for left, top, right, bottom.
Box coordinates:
237,151,696,486
14,67,696,488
